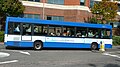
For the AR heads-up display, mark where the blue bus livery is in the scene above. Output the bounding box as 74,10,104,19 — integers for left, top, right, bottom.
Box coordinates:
4,17,112,50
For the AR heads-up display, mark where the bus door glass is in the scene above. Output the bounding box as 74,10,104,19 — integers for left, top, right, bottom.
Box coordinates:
21,23,32,41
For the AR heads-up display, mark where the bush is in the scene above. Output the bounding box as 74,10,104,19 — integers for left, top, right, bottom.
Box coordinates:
113,36,120,46
0,31,4,42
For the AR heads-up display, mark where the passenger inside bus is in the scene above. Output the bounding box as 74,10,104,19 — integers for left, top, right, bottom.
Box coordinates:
81,31,87,37
93,32,99,38
56,30,61,36
43,30,46,33
34,27,38,33
26,26,31,32
14,25,20,32
67,30,71,36
63,30,67,36
76,31,81,37
41,30,47,35
88,30,94,37
50,32,55,36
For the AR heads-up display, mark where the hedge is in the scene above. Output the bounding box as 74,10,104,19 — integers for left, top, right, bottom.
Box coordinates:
112,36,120,46
0,31,4,42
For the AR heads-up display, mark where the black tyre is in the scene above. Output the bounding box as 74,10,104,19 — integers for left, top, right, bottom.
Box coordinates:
34,41,43,50
91,43,98,50
5,46,10,49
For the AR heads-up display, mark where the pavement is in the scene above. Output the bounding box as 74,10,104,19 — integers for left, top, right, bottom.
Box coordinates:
0,42,4,45
106,46,120,52
112,46,120,49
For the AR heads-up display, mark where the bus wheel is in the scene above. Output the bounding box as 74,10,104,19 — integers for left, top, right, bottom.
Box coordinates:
91,43,98,51
34,41,43,50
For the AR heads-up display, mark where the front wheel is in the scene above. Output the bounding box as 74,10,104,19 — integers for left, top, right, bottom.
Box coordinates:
34,41,43,50
91,43,98,51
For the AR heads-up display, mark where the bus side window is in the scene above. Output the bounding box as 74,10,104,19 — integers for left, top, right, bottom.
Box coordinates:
43,25,48,36
8,22,14,34
101,29,110,39
13,23,21,35
22,24,32,35
49,25,62,36
87,28,100,38
76,27,87,37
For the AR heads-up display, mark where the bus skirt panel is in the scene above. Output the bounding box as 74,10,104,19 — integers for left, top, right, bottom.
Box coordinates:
5,41,33,47
44,42,112,49
4,41,112,49
44,42,91,48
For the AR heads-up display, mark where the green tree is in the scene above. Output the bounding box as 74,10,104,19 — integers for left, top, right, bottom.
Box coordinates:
91,0,118,24
0,0,25,30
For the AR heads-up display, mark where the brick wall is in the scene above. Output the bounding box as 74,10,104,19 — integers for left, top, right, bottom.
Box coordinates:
64,0,90,7
64,0,80,5
24,6,42,14
85,0,90,7
24,6,92,22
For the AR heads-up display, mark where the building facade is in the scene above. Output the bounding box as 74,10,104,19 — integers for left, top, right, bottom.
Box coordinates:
22,0,92,22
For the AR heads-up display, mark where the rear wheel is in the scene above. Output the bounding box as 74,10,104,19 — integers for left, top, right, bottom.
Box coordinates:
91,43,98,51
34,41,43,50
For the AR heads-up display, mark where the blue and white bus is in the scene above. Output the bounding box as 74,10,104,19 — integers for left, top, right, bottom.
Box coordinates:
4,17,112,50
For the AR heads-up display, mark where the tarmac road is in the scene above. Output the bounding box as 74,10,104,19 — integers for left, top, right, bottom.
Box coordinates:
0,43,120,67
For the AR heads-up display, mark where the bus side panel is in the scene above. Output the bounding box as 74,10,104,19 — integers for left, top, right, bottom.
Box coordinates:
5,41,112,48
5,41,23,47
44,37,88,48
5,41,33,47
105,44,112,48
85,38,112,49
20,41,33,47
43,42,91,48
43,42,112,48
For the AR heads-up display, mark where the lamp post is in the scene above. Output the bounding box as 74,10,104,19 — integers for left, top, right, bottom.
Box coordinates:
43,0,45,20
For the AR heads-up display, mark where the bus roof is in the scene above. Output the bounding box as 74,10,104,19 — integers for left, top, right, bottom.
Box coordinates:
6,17,112,29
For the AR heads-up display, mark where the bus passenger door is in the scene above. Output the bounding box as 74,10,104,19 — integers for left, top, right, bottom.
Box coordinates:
21,23,32,41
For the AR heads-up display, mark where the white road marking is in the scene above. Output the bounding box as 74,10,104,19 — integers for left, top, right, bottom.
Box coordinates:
0,52,10,58
19,51,30,55
0,49,30,55
103,52,120,59
0,60,18,65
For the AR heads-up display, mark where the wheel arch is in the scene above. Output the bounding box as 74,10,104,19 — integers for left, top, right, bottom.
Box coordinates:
34,40,43,44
